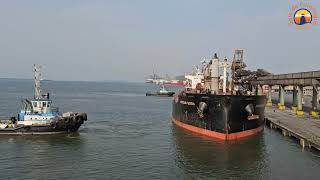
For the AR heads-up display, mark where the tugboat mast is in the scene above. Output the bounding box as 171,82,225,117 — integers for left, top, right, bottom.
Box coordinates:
34,64,42,99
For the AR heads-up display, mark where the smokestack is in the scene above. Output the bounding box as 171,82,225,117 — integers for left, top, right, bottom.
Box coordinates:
223,58,228,94
211,53,220,94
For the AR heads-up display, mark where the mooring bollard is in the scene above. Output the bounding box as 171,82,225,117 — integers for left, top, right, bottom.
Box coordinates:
300,139,305,149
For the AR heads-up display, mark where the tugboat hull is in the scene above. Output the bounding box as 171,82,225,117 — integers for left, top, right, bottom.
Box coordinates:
0,113,87,135
172,92,266,140
0,126,68,135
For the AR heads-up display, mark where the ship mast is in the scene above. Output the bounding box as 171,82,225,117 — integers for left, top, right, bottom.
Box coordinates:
231,49,245,91
232,49,244,78
34,64,42,99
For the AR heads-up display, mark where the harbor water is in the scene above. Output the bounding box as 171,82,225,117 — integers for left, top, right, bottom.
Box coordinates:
0,79,319,180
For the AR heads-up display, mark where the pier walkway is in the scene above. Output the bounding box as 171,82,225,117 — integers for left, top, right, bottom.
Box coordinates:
265,106,320,150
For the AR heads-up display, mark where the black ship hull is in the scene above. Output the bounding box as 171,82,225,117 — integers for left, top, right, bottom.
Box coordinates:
146,92,175,97
172,92,266,140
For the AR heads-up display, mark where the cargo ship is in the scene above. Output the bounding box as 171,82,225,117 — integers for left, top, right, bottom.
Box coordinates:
172,50,267,140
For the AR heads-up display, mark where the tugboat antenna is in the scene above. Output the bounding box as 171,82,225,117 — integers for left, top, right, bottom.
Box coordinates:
34,64,42,99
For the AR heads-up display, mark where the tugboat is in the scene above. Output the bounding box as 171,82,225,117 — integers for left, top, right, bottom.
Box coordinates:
0,65,87,134
146,84,175,97
172,50,267,140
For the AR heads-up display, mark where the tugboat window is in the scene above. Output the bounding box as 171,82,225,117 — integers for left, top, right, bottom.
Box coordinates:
43,102,47,107
33,102,37,108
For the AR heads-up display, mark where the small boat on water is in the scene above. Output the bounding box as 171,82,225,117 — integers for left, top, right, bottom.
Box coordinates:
0,65,88,135
146,85,175,97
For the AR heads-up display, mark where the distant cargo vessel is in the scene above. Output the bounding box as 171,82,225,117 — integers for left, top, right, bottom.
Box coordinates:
145,72,185,87
172,50,267,140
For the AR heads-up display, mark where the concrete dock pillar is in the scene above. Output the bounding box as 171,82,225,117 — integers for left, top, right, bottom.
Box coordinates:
282,129,288,136
292,86,298,112
257,85,263,95
251,85,255,95
278,85,285,110
254,85,259,96
266,85,273,107
296,85,304,116
310,86,319,118
300,139,305,149
251,85,258,96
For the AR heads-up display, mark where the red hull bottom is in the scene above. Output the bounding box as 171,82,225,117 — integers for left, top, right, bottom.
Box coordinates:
172,117,264,141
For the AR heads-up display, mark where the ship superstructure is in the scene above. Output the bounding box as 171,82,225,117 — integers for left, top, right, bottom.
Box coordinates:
18,65,60,125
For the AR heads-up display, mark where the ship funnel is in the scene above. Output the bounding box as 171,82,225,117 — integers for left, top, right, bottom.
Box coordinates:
210,53,220,93
214,53,218,59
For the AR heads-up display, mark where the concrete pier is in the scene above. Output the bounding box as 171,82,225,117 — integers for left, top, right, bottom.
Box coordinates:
265,106,320,150
249,70,320,150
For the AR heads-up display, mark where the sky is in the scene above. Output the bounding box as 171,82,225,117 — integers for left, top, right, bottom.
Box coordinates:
0,0,319,82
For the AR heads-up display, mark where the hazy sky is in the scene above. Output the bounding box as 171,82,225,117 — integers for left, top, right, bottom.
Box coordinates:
0,0,319,82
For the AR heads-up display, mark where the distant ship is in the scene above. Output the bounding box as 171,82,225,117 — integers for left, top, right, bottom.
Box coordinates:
145,72,185,87
0,65,87,134
172,50,267,140
146,84,175,97
145,72,163,83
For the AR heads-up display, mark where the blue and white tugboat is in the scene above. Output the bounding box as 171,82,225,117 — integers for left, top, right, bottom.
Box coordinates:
0,65,87,134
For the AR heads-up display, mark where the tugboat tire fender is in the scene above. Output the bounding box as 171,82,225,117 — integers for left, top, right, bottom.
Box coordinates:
81,113,87,121
64,117,70,123
73,115,79,122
